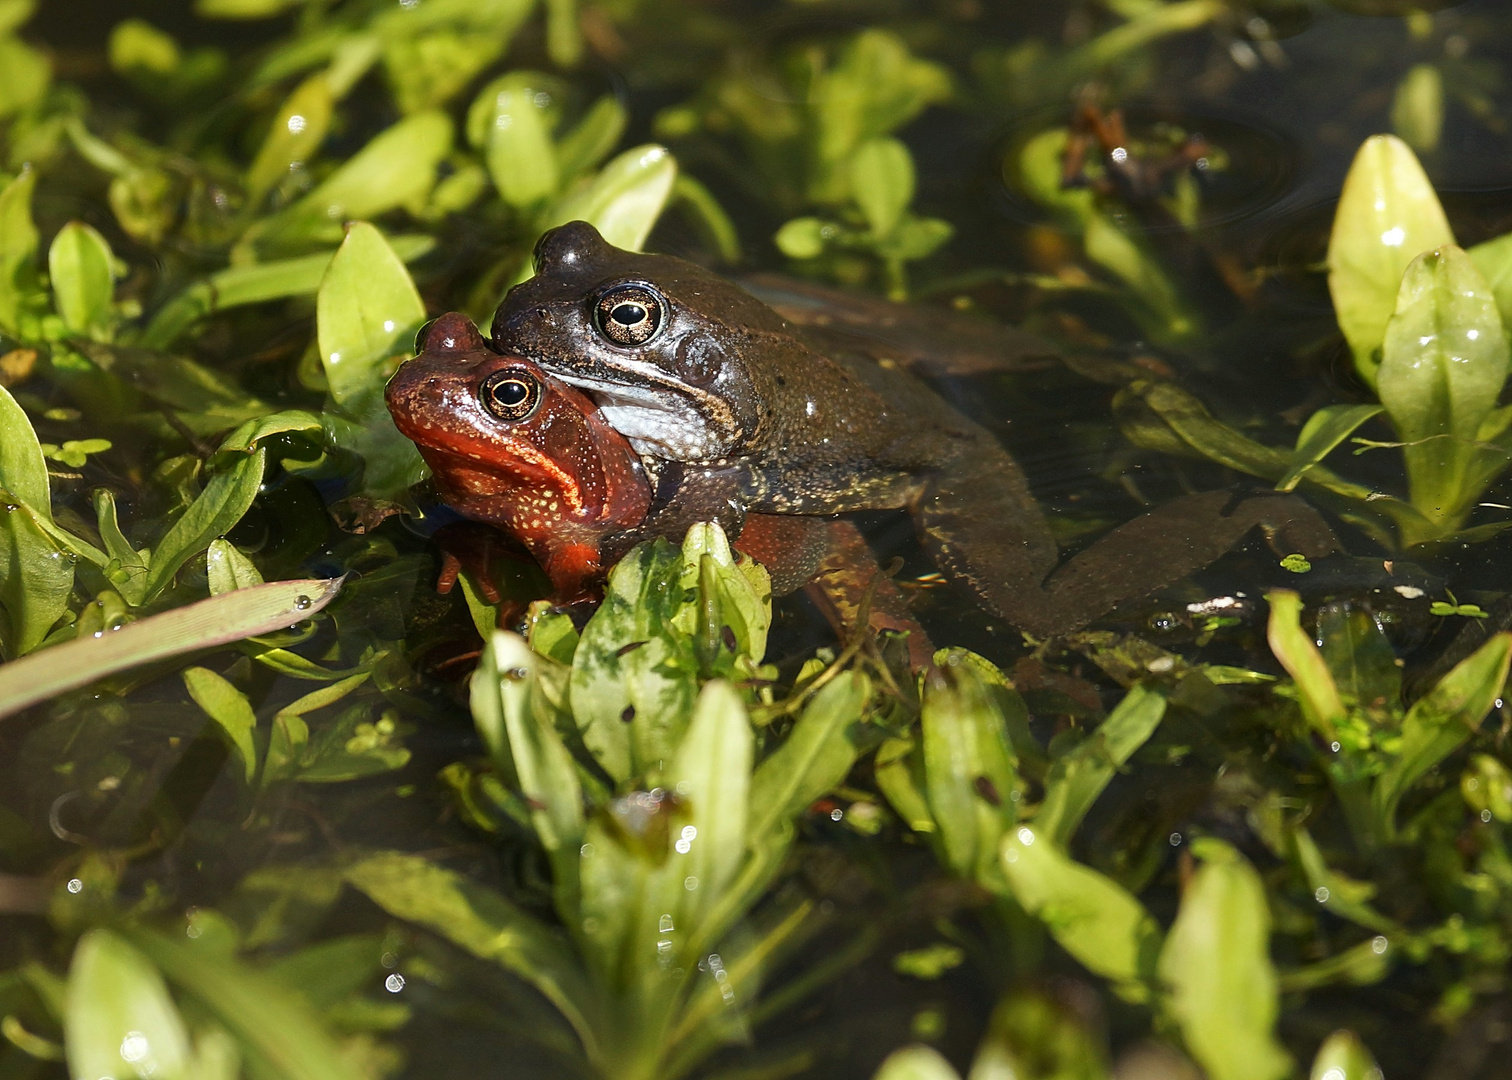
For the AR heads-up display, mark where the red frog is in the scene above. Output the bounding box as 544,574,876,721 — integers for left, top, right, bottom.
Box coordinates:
386,312,932,665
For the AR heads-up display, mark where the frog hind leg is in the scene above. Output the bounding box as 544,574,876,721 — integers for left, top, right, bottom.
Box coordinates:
913,446,1062,634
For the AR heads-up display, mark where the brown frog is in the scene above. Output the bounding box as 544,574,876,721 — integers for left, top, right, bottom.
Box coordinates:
487,221,1337,636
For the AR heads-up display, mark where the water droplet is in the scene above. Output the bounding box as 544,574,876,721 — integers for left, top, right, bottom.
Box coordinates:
66,878,82,894
385,974,405,993
1314,886,1330,903
658,914,674,933
1371,935,1389,955
293,595,312,610
684,876,699,891
1016,827,1034,845
1169,832,1182,846
120,1031,151,1063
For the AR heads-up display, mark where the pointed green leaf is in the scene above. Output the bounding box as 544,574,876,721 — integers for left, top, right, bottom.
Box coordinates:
1390,64,1444,154
556,95,627,182
546,143,676,253
1265,590,1345,739
873,1046,961,1080
1158,839,1291,1080
0,381,49,514
1327,134,1454,387
65,930,190,1080
1309,1031,1382,1080
748,671,868,842
471,74,560,210
0,169,40,333
141,448,265,601
206,539,263,594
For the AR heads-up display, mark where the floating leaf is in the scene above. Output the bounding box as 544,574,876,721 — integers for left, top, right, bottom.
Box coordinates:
1158,838,1291,1080
1327,134,1454,387
0,576,342,721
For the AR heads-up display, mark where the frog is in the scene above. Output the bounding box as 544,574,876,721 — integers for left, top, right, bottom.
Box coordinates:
386,311,934,665
487,221,1339,636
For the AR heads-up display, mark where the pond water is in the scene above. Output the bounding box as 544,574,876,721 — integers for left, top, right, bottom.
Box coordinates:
4,2,1512,1079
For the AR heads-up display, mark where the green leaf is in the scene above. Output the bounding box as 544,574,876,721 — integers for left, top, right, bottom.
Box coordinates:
1001,825,1162,1001
48,221,117,342
676,521,770,666
195,0,304,17
121,927,365,1080
216,409,323,454
263,111,453,246
1327,134,1454,387
1373,631,1512,837
570,539,698,781
1316,601,1400,715
0,577,342,721
1309,1031,1382,1080
0,386,71,657
344,851,595,1053
316,222,428,498
206,539,264,594
141,448,265,601
872,1046,961,1080
142,236,433,348
969,991,1113,1080
183,666,259,782
1377,244,1509,538
1468,230,1512,331
1035,683,1166,849
0,381,49,514
0,169,40,333
921,653,1022,886
747,671,869,842
1158,839,1291,1080
474,631,583,876
247,73,334,204
0,36,49,119
775,217,830,260
1275,404,1384,492
546,143,677,254
470,74,560,210
1265,590,1345,740
851,137,913,238
1391,64,1444,154
556,96,627,182
65,930,191,1080
108,19,180,77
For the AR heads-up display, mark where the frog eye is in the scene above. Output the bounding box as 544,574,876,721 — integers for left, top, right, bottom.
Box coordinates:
594,284,665,346
479,369,543,422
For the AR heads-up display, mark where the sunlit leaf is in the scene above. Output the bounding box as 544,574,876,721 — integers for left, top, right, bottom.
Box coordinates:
872,1046,960,1080
1327,134,1454,387
1377,244,1509,539
1309,1030,1383,1080
141,448,266,601
1468,229,1512,330
0,385,71,657
0,381,49,514
1035,682,1165,848
851,137,913,238
1265,590,1345,740
184,666,259,782
316,222,427,498
1001,825,1161,1001
247,73,333,204
546,144,677,254
471,73,560,210
1390,64,1444,154
65,930,190,1080
0,577,342,721
556,96,627,182
195,0,304,17
0,36,49,119
206,539,264,594
1157,838,1291,1080
48,221,116,342
1374,631,1512,837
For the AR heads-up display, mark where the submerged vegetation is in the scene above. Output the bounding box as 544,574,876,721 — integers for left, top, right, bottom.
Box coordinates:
3,0,1512,1078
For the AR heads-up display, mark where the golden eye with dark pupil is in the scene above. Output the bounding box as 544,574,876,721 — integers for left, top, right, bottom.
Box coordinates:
595,285,664,346
479,370,542,422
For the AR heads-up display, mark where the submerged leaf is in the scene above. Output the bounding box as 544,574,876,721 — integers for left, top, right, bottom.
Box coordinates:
1327,134,1454,387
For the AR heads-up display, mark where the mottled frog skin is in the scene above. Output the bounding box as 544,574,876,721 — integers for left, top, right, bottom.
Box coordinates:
486,222,1336,635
